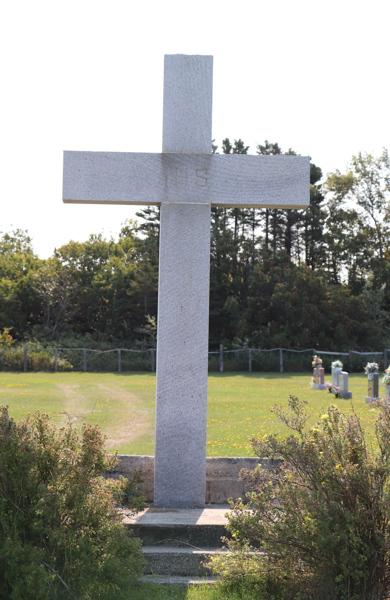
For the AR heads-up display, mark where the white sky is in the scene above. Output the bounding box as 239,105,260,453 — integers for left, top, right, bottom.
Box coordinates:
1,0,389,258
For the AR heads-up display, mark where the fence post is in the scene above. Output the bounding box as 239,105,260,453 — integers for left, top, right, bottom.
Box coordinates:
219,344,224,373
54,348,58,373
117,349,121,372
151,349,155,372
279,348,283,373
83,349,87,373
349,350,353,372
248,349,252,372
384,349,388,370
24,345,28,372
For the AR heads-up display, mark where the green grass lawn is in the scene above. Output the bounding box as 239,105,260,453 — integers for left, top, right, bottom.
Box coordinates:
130,582,258,600
129,582,265,600
0,371,383,455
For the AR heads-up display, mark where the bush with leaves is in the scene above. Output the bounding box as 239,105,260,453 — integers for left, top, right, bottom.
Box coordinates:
0,406,145,600
210,397,390,600
0,349,74,372
0,328,15,348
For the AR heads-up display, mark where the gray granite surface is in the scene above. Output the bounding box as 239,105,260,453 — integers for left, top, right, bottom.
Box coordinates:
163,54,213,154
154,203,210,507
63,151,309,208
63,54,310,508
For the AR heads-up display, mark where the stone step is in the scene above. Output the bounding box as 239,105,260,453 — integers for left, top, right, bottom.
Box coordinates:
142,546,229,577
138,574,218,586
130,522,228,547
122,505,231,548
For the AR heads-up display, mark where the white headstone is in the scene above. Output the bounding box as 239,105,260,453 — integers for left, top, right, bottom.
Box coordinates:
332,366,341,389
339,371,352,399
63,54,310,507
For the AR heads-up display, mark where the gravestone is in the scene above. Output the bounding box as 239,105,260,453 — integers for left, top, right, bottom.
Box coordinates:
373,373,380,398
368,373,379,398
63,54,310,507
332,366,342,390
365,372,380,403
338,371,352,399
312,365,327,390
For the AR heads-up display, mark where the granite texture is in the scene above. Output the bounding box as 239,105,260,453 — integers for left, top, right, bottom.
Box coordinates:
154,55,212,508
63,151,310,208
154,203,210,507
63,53,310,508
163,54,213,154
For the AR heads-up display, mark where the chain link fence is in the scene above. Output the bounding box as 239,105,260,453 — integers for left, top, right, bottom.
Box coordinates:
0,347,155,373
0,345,388,373
209,346,389,374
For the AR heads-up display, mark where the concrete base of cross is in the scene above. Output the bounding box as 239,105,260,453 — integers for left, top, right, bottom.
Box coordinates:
105,455,283,505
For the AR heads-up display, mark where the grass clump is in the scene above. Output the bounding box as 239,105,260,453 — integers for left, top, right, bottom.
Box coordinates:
210,396,390,600
131,582,271,600
0,405,145,600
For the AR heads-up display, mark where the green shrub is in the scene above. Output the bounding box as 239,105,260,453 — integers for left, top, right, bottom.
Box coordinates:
0,350,24,371
0,350,73,372
210,397,390,600
29,350,73,372
58,349,85,371
0,406,145,599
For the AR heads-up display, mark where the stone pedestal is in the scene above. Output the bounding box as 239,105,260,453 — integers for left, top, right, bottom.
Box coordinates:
365,372,380,403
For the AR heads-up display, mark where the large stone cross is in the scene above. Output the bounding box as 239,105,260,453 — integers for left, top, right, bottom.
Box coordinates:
63,54,309,508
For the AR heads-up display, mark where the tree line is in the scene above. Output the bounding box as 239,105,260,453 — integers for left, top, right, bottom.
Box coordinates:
1,141,389,352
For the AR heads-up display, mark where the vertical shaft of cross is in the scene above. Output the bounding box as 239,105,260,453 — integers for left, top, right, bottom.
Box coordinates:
154,55,213,507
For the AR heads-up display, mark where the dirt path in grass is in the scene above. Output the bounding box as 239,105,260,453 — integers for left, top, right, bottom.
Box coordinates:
57,383,153,447
96,384,153,447
97,384,153,447
58,384,153,447
57,384,87,422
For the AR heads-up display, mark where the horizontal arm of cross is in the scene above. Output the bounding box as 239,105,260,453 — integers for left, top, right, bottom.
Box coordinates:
63,151,310,209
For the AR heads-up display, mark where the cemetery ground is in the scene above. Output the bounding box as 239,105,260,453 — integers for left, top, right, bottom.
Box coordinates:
0,371,382,454
2,372,388,600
